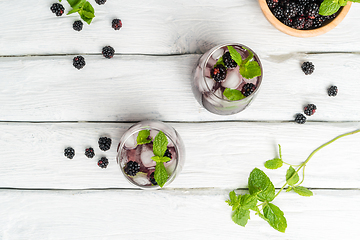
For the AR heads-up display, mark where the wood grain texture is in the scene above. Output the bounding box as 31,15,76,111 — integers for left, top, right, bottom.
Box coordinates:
0,1,360,56
0,53,360,121
0,122,359,189
0,189,359,239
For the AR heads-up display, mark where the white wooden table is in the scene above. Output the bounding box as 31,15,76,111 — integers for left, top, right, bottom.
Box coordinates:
1,0,360,239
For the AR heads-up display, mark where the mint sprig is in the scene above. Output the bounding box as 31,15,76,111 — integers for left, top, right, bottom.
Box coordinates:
227,46,261,80
223,88,245,101
59,0,95,24
227,129,360,232
136,130,152,145
151,131,170,187
319,0,355,16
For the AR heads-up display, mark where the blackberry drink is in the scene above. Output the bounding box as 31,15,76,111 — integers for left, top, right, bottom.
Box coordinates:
117,121,185,189
192,43,263,115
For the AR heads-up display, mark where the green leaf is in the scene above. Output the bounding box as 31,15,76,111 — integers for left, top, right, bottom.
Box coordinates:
226,191,242,211
136,130,152,145
319,0,341,16
154,162,168,188
240,61,262,79
286,186,293,192
264,158,283,169
232,208,250,227
286,166,299,186
82,10,95,19
248,168,275,202
227,46,242,66
339,0,348,5
82,1,94,13
67,8,80,15
153,131,168,157
151,155,171,163
293,186,313,197
240,194,257,210
214,56,224,67
243,47,254,64
66,0,82,7
223,88,246,101
79,1,95,24
263,203,287,233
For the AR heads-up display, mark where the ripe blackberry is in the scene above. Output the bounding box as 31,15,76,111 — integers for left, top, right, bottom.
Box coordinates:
85,147,95,158
102,46,115,59
112,19,122,30
298,0,310,5
304,104,317,116
304,19,314,29
50,3,65,16
73,56,86,70
124,161,140,176
64,147,75,159
98,137,112,151
283,18,293,27
98,157,109,168
312,17,324,28
306,3,319,19
272,6,285,20
241,83,256,97
73,20,83,31
223,52,237,69
211,65,227,82
163,149,172,160
280,0,290,7
149,172,157,185
295,113,306,124
267,0,279,9
95,0,107,5
301,61,315,75
324,13,336,20
293,16,306,29
328,86,338,97
284,2,298,18
296,4,305,17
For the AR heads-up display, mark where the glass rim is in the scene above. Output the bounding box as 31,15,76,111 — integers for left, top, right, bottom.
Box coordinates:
202,42,263,102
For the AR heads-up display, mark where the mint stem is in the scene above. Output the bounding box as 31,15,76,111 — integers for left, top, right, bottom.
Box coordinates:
275,129,360,198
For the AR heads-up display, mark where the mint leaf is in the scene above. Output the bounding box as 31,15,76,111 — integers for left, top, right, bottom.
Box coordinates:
264,158,283,169
240,61,262,79
66,0,82,7
154,162,168,188
136,130,152,145
243,48,254,64
240,194,257,210
293,186,313,197
232,208,250,227
286,166,299,186
151,155,171,163
263,203,287,233
226,191,242,211
79,1,95,24
214,56,224,67
227,46,242,66
153,131,168,157
223,88,246,101
319,0,341,16
339,0,349,5
248,168,275,202
67,8,80,15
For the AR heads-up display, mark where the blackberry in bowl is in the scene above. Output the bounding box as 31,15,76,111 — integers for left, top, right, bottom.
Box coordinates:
259,0,352,37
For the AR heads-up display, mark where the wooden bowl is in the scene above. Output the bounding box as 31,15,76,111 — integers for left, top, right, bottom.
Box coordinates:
258,0,352,37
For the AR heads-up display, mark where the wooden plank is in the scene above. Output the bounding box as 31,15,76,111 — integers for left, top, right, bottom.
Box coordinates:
0,122,359,189
0,1,360,56
0,53,359,121
0,189,359,239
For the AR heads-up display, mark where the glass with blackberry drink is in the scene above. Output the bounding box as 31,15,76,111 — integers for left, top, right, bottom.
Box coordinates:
116,121,185,189
192,43,263,115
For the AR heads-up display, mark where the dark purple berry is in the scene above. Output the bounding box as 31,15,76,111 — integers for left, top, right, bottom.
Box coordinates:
50,3,65,16
112,19,122,30
73,20,83,31
73,56,86,70
64,147,75,159
328,86,338,97
241,83,256,97
223,52,238,69
211,65,227,82
163,149,172,160
98,137,112,151
150,172,157,185
95,0,107,5
102,46,115,59
98,157,109,168
295,113,306,124
301,61,315,75
124,161,140,176
304,104,317,116
85,147,95,158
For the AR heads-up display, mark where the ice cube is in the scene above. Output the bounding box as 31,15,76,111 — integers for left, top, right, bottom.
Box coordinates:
149,130,159,141
140,144,156,167
204,77,215,91
124,134,137,149
221,68,242,89
211,48,224,61
132,172,151,186
164,159,177,176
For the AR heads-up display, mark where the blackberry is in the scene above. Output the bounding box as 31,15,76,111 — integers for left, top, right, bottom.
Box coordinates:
241,83,256,97
324,13,337,20
295,113,307,124
102,46,115,59
267,0,279,9
301,61,315,75
95,0,107,5
85,147,95,158
73,56,86,70
304,19,314,29
283,18,293,27
306,3,319,19
272,6,285,20
280,0,290,7
64,147,75,159
124,161,140,176
304,104,317,116
73,20,83,31
296,4,305,17
98,157,109,168
312,17,324,28
223,52,237,69
293,16,306,29
328,86,338,97
163,149,172,160
211,65,227,82
297,0,310,5
284,2,298,18
149,172,157,185
98,137,112,151
112,19,122,30
50,3,65,16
